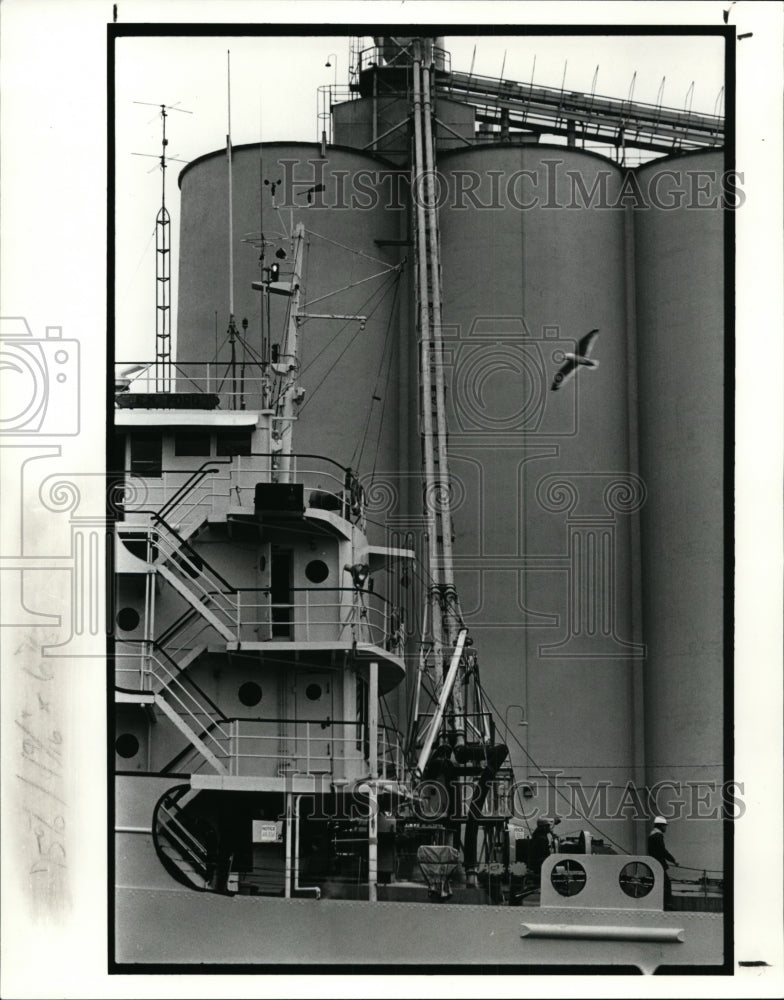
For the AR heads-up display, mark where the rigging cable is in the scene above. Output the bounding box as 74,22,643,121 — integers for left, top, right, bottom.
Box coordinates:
479,685,631,856
297,273,400,414
354,274,401,470
297,267,398,383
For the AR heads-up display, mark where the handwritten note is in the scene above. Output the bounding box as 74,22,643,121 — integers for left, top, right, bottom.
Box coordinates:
15,634,70,917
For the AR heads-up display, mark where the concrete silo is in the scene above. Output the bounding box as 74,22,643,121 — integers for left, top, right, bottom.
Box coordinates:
633,150,725,872
176,142,408,487
435,144,646,851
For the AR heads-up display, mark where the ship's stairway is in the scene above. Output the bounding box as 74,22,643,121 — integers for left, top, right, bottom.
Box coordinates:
155,460,235,537
117,640,231,775
152,784,220,892
149,514,238,642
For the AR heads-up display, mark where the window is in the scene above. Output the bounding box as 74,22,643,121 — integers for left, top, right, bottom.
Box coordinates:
115,733,140,759
550,859,587,897
305,559,329,584
116,607,140,632
238,682,263,707
129,432,162,477
216,431,252,456
174,430,212,457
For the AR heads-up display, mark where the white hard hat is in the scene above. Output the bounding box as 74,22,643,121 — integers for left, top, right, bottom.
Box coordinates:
653,816,667,826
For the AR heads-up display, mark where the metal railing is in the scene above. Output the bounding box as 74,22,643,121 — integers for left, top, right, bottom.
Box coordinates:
115,360,269,411
357,42,451,75
118,453,365,530
120,511,400,646
178,718,408,780
114,644,232,766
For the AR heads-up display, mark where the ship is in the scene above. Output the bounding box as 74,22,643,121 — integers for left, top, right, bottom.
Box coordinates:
112,34,728,972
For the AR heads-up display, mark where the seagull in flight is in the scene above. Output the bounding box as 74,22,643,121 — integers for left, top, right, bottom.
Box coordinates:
551,329,600,390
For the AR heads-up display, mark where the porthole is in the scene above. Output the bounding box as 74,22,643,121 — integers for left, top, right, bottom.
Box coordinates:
550,859,587,897
116,606,140,632
115,733,140,759
305,683,322,701
305,559,329,584
238,681,262,707
619,861,655,898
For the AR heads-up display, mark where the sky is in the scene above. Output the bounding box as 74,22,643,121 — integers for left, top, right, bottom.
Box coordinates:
115,28,726,359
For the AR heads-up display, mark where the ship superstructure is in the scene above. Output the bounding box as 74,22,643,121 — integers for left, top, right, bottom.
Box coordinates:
113,34,726,969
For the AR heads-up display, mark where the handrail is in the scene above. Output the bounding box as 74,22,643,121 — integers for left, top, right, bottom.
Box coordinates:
152,785,225,894
159,460,231,519
150,512,238,593
160,717,229,774
116,639,230,724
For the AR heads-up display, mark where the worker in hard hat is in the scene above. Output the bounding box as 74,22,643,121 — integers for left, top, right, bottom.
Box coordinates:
647,816,678,909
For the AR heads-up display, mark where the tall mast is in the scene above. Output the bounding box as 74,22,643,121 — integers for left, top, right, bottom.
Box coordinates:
272,222,306,482
155,106,172,392
132,100,191,394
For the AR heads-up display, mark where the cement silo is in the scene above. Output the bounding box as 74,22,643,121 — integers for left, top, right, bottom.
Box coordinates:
435,144,645,852
176,142,408,492
633,150,725,872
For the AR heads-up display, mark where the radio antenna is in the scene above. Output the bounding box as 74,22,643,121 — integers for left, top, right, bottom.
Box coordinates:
132,102,191,391
226,51,238,409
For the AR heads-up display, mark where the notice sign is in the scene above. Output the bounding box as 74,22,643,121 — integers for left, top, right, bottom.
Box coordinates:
252,820,282,843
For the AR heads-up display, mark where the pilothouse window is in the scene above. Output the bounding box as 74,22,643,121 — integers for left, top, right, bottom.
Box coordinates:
174,430,212,456
217,431,252,456
129,433,162,477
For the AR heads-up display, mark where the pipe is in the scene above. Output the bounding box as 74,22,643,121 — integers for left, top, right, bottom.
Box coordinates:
293,795,321,898
284,791,293,898
411,49,444,675
520,923,684,943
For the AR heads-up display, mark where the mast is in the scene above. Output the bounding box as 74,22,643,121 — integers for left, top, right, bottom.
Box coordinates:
154,106,172,393
272,222,306,482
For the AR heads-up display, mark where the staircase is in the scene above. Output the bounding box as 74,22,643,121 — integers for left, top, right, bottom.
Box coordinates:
143,643,231,774
152,784,228,893
149,514,238,642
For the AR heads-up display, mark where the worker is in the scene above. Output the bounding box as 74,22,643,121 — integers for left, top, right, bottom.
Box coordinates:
647,815,678,909
527,819,554,886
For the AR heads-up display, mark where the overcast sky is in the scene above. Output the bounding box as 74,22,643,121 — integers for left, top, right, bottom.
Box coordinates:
115,29,726,359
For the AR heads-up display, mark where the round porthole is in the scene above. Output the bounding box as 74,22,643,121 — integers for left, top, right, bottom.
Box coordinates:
116,607,140,632
305,559,329,584
550,859,587,897
305,683,322,701
238,681,262,707
619,861,655,898
115,733,140,759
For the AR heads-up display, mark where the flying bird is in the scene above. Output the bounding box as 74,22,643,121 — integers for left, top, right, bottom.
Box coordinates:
551,329,600,390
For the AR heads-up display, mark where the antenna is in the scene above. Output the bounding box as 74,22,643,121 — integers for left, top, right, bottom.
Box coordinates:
223,51,239,408
132,102,191,392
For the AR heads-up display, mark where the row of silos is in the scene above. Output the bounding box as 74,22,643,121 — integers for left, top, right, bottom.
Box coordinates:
175,131,725,868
